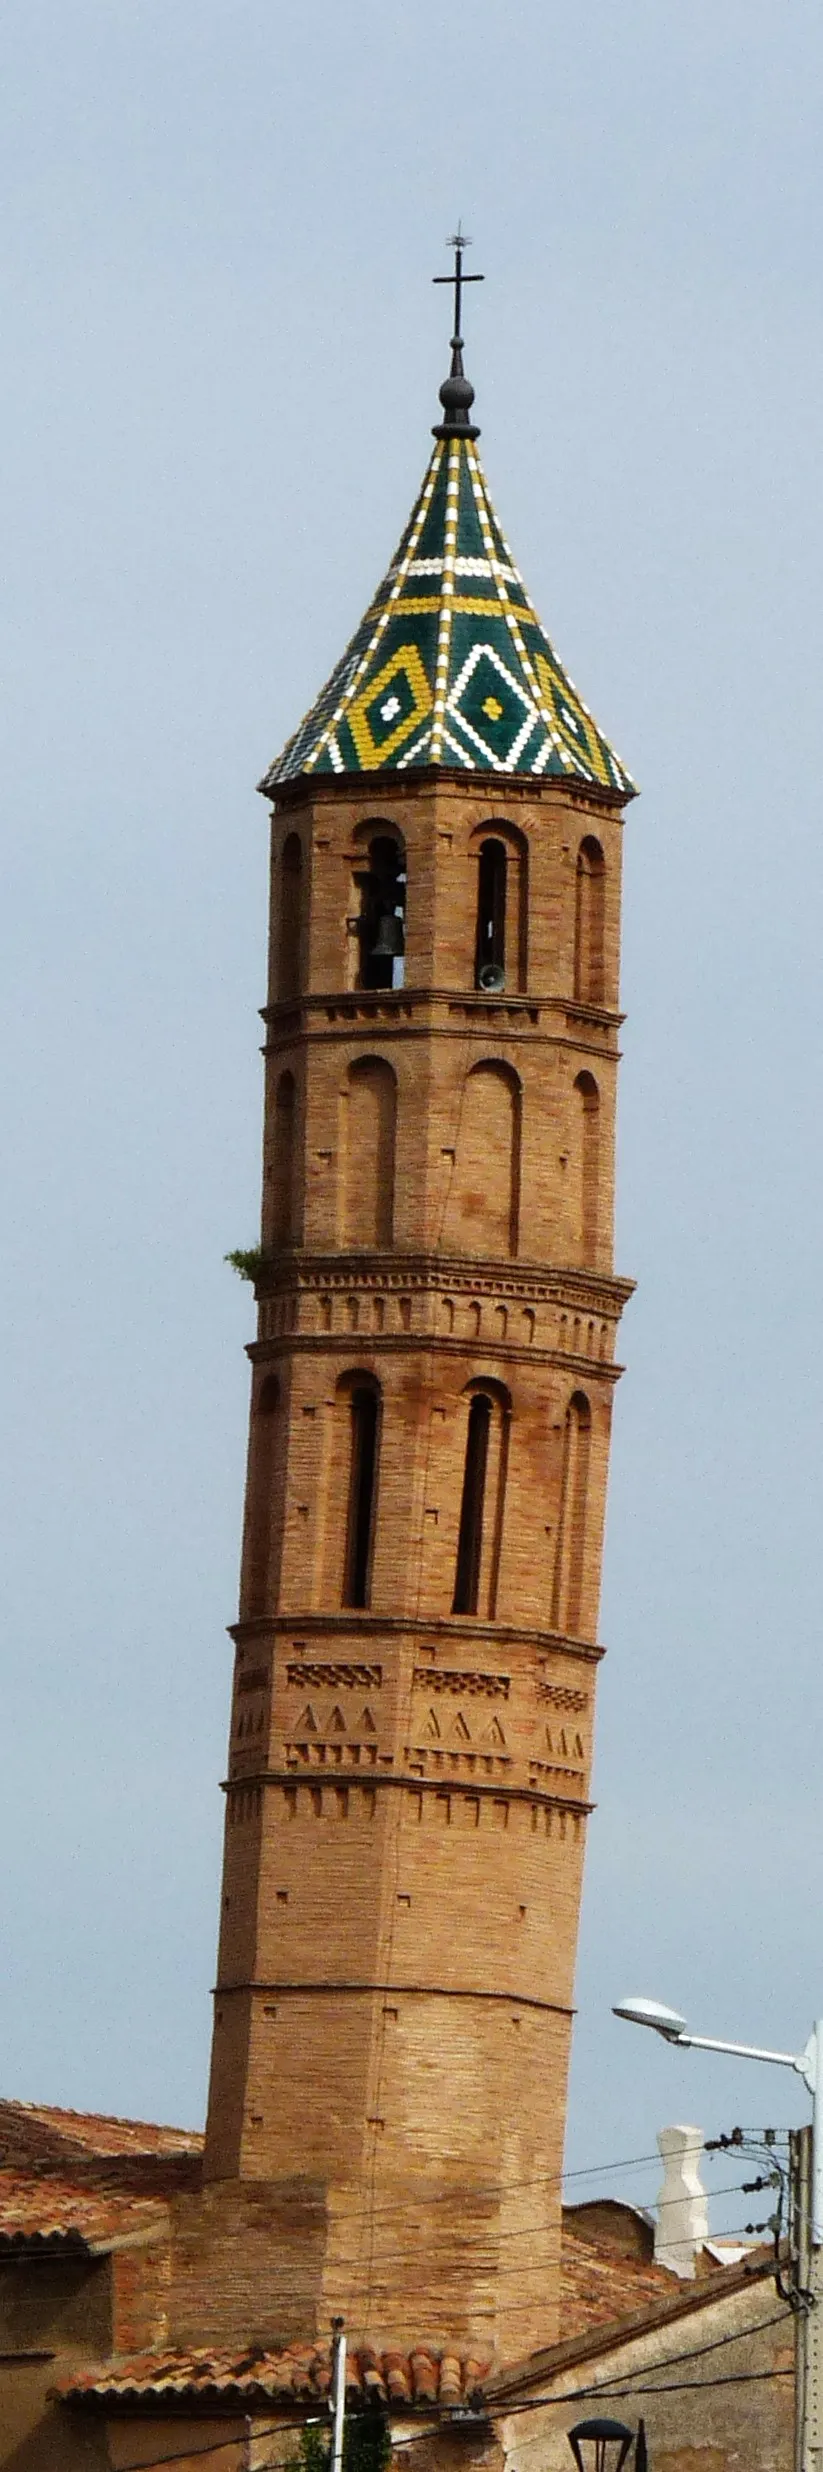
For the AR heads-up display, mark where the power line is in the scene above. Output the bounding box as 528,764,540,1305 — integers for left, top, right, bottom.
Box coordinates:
122,2358,795,2472
556,2302,791,2391
321,2238,773,2300
274,2143,749,2237
112,2297,792,2469
303,2181,777,2278
254,2362,796,2472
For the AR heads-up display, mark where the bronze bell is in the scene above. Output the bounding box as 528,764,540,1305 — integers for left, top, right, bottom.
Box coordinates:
370,910,404,959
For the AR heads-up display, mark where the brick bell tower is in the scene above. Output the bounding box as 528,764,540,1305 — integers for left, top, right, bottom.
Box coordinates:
202,253,636,2368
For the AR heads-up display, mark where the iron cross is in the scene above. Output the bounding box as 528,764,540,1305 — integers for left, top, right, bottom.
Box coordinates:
433,226,484,345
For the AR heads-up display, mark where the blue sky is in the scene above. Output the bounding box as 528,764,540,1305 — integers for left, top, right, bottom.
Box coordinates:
2,0,822,2239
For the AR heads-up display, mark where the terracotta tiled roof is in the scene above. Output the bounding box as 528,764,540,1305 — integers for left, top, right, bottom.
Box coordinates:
0,2099,201,2164
0,2099,201,2250
62,2343,491,2410
0,2172,172,2249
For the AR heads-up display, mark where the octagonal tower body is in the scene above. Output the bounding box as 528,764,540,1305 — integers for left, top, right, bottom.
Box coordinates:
203,406,636,2368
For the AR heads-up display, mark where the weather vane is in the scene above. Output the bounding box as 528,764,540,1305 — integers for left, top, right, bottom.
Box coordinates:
433,225,484,349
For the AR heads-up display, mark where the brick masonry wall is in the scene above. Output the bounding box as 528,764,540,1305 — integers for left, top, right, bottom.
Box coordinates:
201,769,633,2365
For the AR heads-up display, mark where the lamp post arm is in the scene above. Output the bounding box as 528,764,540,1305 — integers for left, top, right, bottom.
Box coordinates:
678,2031,813,2081
671,2021,822,2247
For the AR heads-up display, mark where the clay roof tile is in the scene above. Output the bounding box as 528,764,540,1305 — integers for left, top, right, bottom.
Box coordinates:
439,2356,464,2407
62,2342,490,2411
409,2349,439,2404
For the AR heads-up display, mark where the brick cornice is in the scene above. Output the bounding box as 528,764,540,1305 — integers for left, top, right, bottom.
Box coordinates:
262,988,623,1033
221,1768,594,1816
250,1249,635,1315
249,1332,625,1380
263,1016,622,1068
229,1612,605,1664
266,765,630,817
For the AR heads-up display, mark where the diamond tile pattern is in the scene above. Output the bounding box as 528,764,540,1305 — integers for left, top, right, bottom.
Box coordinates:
259,435,635,794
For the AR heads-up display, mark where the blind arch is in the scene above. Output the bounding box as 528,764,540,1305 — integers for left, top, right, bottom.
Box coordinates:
574,1070,600,1261
574,837,606,1005
243,1375,280,1618
441,1060,521,1258
550,1390,592,1637
270,1069,297,1246
278,834,304,1003
340,1056,397,1247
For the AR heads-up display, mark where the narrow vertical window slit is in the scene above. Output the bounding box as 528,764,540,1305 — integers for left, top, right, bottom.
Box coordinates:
453,1394,491,1614
344,1386,380,1608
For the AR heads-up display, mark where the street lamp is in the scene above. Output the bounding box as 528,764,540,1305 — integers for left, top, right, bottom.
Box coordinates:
613,1996,823,2246
566,2417,644,2472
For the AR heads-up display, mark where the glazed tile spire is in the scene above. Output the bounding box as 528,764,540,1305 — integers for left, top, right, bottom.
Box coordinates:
260,255,635,796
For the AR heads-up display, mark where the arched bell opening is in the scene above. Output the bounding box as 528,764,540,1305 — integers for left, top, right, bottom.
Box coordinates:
470,822,528,994
352,828,407,991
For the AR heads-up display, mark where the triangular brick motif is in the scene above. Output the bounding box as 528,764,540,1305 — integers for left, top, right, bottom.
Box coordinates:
546,1727,572,1756
297,1706,318,1734
259,434,635,795
450,1710,472,1744
482,1715,507,1748
422,1709,441,1742
329,1706,346,1734
360,1706,377,1733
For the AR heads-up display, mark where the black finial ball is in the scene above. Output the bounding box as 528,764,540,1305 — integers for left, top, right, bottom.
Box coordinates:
439,370,475,417
432,343,481,440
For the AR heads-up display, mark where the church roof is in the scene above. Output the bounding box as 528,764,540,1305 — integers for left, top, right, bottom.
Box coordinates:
259,358,635,799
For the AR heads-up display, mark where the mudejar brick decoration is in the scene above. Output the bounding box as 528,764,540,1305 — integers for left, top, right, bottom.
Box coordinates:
203,277,637,2370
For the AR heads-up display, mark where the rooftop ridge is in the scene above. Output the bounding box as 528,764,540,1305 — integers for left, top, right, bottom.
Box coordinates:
0,2097,202,2143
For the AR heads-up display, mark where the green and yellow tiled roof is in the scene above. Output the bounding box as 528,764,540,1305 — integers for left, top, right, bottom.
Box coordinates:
260,426,635,796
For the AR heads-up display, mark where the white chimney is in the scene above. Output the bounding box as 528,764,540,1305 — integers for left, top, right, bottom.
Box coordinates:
654,2124,709,2278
